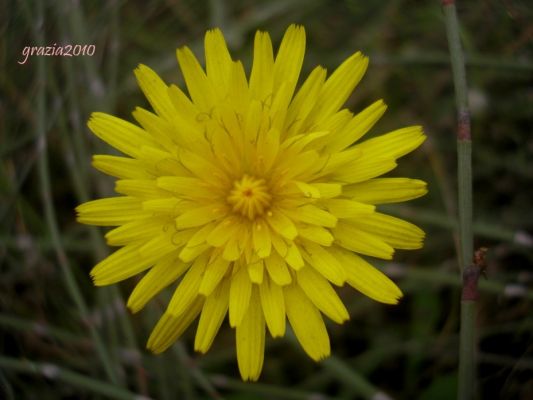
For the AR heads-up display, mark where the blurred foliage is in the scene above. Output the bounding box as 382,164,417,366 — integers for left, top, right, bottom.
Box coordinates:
1,0,532,399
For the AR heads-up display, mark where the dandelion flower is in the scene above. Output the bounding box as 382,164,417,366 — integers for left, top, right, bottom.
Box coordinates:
76,25,427,381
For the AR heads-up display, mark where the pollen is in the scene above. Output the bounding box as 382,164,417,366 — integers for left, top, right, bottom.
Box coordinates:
227,175,272,219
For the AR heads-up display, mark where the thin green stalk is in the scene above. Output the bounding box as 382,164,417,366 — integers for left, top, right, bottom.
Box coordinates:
0,357,150,400
32,0,119,385
442,1,476,399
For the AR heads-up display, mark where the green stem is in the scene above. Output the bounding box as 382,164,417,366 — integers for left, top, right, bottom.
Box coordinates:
457,141,473,270
0,357,150,400
442,1,476,399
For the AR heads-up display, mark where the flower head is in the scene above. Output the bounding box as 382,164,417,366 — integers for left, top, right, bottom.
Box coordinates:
77,25,427,381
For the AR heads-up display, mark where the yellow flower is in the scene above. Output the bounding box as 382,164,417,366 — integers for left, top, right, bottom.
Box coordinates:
76,25,427,381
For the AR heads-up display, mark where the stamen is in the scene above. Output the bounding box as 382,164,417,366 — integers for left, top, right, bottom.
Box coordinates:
227,175,272,220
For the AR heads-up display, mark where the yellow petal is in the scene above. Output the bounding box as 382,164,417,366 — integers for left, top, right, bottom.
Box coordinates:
284,243,304,270
229,264,252,327
179,243,210,263
116,179,168,199
206,217,241,247
249,30,274,102
204,28,232,96
316,147,362,177
285,66,327,137
88,112,155,157
259,277,286,337
297,267,349,324
325,99,387,153
90,244,153,286
311,52,368,123
324,199,375,219
134,64,176,121
157,176,214,200
266,210,298,240
175,205,227,229
138,234,178,262
284,284,330,361
301,241,346,286
311,183,342,199
184,221,218,248
348,212,425,250
269,81,292,132
279,150,320,180
142,198,183,214
195,278,230,353
176,46,216,111
270,233,289,258
253,220,272,258
355,126,426,160
167,252,208,316
167,84,198,123
176,149,224,185
310,109,352,149
92,155,152,180
333,221,394,260
132,107,176,151
297,225,334,246
273,24,306,106
76,197,147,226
222,235,243,261
343,178,428,204
127,255,189,313
147,298,203,354
293,205,337,228
248,259,264,284
331,247,403,304
291,181,321,199
198,256,231,296
137,145,187,176
332,157,397,184
105,217,168,246
227,60,250,114
264,252,292,286
236,287,265,381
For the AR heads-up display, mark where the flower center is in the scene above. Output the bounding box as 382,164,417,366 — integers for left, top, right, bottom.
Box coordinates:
227,175,272,220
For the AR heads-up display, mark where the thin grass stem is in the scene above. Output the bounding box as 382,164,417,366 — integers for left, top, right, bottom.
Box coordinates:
441,1,476,399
